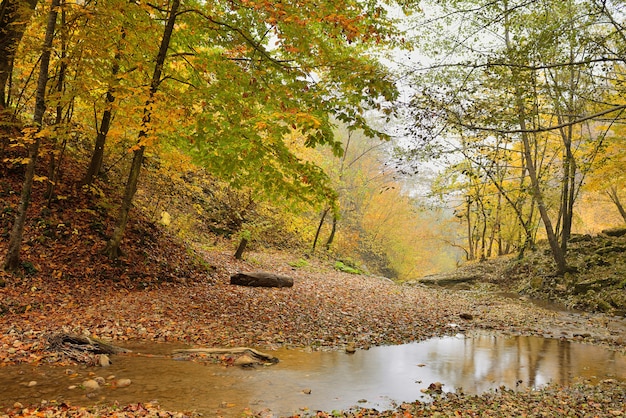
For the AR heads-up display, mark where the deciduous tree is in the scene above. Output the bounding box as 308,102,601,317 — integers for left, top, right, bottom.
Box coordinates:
3,0,59,271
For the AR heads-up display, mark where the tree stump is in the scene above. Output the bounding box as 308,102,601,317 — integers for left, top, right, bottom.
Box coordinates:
230,272,294,288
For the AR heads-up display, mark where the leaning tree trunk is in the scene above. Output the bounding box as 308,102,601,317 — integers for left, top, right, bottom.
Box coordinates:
104,0,179,258
104,146,144,258
325,213,337,251
607,186,626,223
311,206,329,253
3,0,58,271
0,0,39,107
517,111,567,274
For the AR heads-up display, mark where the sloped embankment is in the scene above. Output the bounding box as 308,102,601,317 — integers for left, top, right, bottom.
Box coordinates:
413,227,626,315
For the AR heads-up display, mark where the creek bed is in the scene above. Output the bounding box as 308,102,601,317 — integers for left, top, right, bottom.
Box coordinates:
1,333,625,417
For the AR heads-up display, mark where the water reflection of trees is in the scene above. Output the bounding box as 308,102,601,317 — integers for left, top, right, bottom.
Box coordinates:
425,334,625,393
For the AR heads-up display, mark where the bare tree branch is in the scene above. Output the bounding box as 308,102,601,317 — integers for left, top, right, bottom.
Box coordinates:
453,104,626,134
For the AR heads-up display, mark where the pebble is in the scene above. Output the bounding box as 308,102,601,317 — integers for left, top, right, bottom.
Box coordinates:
27,381,37,387
116,378,132,388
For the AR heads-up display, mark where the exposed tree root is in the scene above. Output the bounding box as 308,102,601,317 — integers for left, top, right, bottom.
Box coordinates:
46,333,130,364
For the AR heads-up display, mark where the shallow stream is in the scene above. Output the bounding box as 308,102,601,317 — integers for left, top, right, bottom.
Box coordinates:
1,333,625,416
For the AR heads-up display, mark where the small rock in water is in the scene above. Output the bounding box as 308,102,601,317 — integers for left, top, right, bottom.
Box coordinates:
94,376,106,385
345,343,356,354
427,382,444,393
99,354,111,367
82,379,100,390
115,378,132,388
27,381,37,387
13,402,23,409
234,354,256,367
302,388,312,394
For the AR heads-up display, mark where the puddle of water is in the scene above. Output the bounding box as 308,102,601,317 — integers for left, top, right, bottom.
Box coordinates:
1,333,625,417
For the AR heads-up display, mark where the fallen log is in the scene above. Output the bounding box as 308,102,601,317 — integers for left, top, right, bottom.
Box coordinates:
173,347,279,366
230,271,294,288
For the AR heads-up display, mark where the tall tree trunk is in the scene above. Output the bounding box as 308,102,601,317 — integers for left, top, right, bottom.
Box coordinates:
83,29,125,186
553,47,578,254
465,196,475,261
46,2,66,201
558,144,576,253
3,0,58,271
478,196,487,261
504,1,567,274
0,0,39,107
104,0,179,258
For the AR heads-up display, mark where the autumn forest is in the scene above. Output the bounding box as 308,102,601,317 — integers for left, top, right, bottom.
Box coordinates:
1,0,625,280
1,0,626,416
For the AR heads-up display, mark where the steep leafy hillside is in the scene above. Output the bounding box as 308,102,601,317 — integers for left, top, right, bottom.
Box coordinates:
0,151,210,291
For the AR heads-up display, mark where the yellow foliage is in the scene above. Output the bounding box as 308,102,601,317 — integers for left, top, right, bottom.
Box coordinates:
160,211,171,226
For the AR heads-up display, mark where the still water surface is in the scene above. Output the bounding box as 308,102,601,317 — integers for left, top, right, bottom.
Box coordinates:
1,333,625,416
